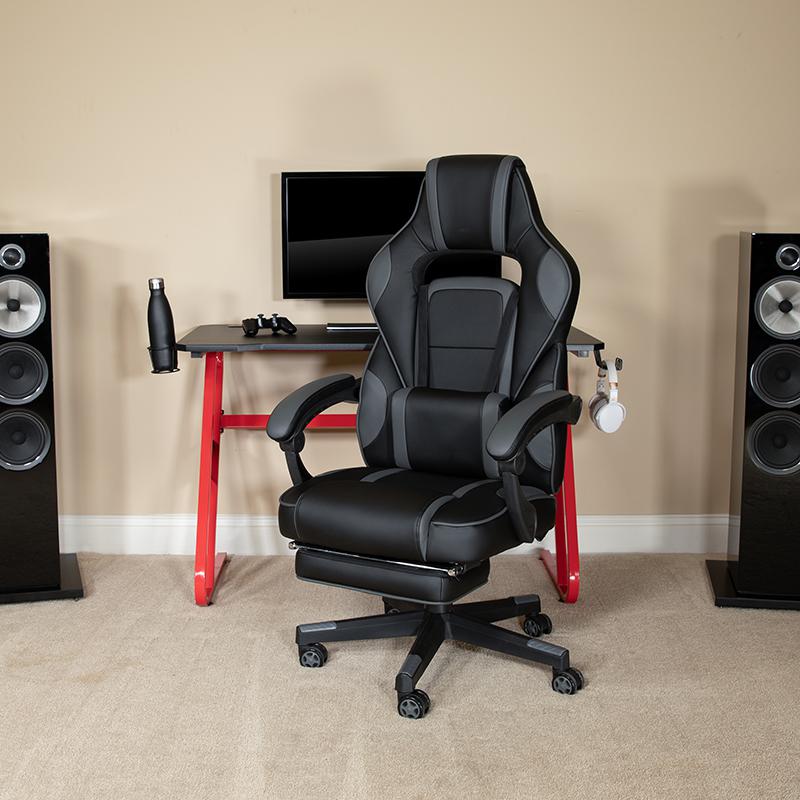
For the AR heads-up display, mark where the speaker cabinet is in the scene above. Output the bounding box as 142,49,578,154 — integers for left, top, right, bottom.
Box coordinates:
0,234,82,603
708,232,800,609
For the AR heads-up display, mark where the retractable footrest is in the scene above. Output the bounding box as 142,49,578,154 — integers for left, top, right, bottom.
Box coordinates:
293,545,490,605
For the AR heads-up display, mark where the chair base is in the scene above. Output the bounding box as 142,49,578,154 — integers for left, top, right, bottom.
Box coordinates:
295,594,584,718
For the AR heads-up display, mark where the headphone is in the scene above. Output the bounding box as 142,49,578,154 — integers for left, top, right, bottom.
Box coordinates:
589,358,626,433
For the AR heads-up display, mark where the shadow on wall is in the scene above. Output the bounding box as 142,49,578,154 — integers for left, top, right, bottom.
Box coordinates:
661,183,764,516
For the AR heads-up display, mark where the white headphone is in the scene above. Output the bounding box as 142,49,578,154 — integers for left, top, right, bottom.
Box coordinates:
589,358,626,433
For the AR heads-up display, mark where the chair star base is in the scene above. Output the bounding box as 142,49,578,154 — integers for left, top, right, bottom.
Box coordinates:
295,594,584,718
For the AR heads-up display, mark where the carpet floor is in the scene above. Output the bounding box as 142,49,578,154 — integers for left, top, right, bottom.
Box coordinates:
0,553,798,800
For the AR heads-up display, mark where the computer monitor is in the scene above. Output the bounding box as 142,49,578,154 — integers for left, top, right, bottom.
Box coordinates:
281,171,501,299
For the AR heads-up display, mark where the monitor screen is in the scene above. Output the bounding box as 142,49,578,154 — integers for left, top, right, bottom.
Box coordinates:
281,171,501,299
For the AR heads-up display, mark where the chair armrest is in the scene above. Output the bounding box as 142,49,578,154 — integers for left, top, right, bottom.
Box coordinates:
486,390,582,464
267,374,360,443
486,390,582,545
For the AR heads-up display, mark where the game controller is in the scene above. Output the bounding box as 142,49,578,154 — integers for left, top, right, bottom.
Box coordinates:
242,313,297,337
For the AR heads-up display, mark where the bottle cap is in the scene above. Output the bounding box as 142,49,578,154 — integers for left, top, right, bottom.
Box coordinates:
148,277,165,290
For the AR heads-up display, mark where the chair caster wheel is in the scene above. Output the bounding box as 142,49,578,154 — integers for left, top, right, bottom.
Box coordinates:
298,643,328,668
551,667,583,694
523,612,552,638
397,689,430,719
566,667,584,690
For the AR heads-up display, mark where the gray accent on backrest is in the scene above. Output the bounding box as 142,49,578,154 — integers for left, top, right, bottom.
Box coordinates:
391,388,413,469
357,368,388,449
536,249,571,320
425,160,447,251
360,154,580,493
490,156,517,252
366,247,392,308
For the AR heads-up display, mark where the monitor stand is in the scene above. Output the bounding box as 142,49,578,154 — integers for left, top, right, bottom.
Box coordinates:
326,322,378,333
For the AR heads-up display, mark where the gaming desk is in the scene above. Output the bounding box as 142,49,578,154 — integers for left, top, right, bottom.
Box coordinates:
177,324,604,606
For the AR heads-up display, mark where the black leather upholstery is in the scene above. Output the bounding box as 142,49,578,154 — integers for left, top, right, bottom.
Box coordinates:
279,466,555,565
268,156,587,714
267,374,359,442
362,155,580,493
486,390,582,462
268,154,581,602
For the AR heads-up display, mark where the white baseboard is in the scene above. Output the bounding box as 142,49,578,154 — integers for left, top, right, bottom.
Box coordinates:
59,514,730,556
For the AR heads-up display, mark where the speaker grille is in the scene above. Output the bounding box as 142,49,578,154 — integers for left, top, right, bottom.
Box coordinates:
747,411,800,476
0,410,52,471
750,344,800,408
0,343,49,405
0,275,46,338
0,243,25,270
755,277,800,339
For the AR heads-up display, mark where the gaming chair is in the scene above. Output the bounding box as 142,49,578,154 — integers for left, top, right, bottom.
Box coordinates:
268,154,584,718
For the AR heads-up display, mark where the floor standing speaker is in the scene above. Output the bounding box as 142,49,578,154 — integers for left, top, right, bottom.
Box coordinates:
0,233,83,603
708,232,800,609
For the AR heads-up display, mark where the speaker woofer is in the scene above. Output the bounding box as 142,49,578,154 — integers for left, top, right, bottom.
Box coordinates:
0,275,46,338
0,243,26,271
0,410,52,471
755,277,800,339
747,411,800,476
0,343,49,405
750,344,800,408
776,243,800,271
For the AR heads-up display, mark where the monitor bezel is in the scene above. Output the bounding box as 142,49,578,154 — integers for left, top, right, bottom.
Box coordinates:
280,170,425,300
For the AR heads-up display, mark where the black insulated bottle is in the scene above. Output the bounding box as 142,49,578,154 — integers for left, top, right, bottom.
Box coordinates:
147,277,179,373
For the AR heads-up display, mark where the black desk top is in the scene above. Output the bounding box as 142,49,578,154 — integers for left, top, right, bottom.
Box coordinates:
177,324,604,355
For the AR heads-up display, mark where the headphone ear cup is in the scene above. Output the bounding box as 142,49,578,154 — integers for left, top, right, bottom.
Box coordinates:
595,400,626,433
588,392,605,419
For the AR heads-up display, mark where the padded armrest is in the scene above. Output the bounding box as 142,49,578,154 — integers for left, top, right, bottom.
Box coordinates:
486,390,582,463
267,374,360,443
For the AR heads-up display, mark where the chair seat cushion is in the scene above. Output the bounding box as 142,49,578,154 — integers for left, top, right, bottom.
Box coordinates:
278,466,555,564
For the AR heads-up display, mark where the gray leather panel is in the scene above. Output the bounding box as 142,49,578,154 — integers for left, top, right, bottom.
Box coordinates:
434,508,508,528
490,155,517,252
536,248,570,320
366,246,392,308
425,159,448,250
497,304,517,396
391,388,413,468
357,369,388,448
416,494,455,560
361,467,405,483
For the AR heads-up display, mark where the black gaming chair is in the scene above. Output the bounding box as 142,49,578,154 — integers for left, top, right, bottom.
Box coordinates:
267,155,584,718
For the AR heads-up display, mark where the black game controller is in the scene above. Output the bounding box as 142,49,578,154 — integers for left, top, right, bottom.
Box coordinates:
242,313,298,337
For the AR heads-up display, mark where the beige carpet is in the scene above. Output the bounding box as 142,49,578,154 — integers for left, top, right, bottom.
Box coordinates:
0,554,798,800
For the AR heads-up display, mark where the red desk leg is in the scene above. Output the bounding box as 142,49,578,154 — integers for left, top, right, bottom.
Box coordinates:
194,352,228,606
540,424,581,603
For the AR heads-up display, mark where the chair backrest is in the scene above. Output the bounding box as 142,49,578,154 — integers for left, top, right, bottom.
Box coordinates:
357,155,580,493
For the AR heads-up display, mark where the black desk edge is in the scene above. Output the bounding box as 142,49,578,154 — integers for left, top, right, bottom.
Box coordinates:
176,324,605,355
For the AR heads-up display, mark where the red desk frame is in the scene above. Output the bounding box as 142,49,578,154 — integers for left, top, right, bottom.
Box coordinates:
192,349,583,607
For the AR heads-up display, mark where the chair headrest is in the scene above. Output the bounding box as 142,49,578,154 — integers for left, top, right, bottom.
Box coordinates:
426,154,521,252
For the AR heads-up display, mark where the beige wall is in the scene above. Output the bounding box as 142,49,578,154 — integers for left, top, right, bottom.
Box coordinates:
2,0,799,517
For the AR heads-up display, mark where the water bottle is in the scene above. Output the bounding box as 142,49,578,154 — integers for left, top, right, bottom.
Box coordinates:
147,277,179,373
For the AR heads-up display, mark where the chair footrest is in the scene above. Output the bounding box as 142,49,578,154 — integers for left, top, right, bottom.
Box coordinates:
295,547,490,605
